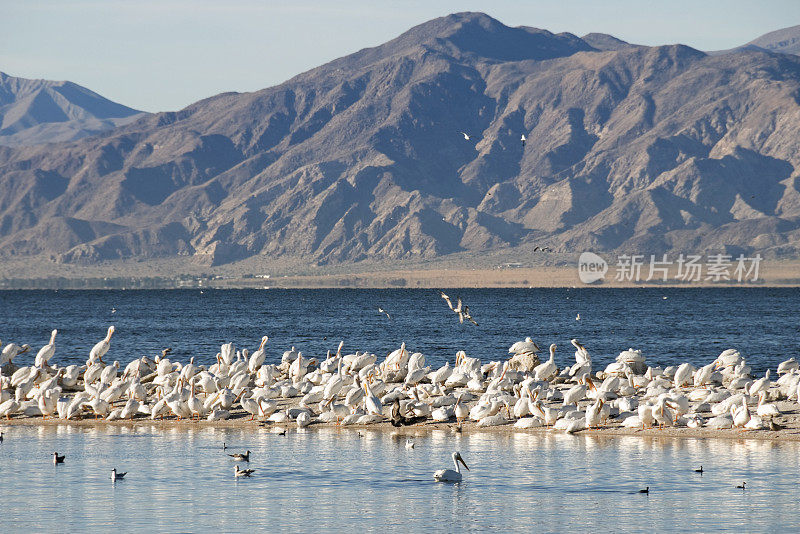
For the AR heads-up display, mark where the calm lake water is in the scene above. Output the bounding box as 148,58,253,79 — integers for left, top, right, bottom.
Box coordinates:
0,287,798,374
1,288,799,531
0,424,797,532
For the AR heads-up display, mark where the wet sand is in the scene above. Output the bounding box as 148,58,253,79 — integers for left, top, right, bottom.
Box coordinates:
5,399,800,442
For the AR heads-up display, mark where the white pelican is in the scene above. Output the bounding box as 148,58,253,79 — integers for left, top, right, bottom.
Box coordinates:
509,337,540,355
732,399,750,429
533,345,557,381
89,326,115,365
585,398,604,429
248,336,269,374
364,382,383,416
777,358,798,375
756,391,780,419
434,451,469,482
235,465,255,477
1,343,30,366
748,370,771,397
673,363,695,388
35,330,57,368
0,399,20,419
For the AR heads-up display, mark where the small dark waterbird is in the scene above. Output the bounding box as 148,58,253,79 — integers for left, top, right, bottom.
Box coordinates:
736,482,746,490
695,466,703,474
53,452,65,464
639,487,649,494
228,450,251,462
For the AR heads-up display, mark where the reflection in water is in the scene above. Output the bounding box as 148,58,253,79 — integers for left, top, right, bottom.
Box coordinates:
0,425,797,532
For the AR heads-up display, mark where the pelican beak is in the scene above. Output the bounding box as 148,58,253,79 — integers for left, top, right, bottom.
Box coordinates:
458,455,470,471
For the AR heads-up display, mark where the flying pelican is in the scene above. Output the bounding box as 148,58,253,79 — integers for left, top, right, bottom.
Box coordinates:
235,465,255,477
228,450,251,462
434,451,469,482
53,452,65,465
111,468,127,481
378,307,391,319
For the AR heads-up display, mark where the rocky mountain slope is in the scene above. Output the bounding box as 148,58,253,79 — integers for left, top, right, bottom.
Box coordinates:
0,72,144,147
1,12,800,267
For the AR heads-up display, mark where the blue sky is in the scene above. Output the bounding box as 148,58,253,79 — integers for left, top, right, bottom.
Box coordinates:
2,0,798,112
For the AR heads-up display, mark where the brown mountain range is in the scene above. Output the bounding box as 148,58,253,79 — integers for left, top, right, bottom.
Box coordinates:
1,12,800,268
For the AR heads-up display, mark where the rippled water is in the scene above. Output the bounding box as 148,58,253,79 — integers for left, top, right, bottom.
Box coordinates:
0,424,797,532
0,287,798,374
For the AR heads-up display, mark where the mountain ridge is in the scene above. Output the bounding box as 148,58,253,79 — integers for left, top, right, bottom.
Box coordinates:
1,12,800,269
0,71,145,146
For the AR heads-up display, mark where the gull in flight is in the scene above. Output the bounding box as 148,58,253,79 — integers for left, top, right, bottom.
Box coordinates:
378,307,391,320
461,132,470,141
439,291,478,326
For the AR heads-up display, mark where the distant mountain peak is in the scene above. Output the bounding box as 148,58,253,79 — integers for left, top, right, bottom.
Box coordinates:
0,71,144,146
746,24,800,55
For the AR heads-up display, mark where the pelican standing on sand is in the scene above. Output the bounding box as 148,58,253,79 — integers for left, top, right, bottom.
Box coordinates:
434,452,469,482
89,326,115,365
35,330,57,368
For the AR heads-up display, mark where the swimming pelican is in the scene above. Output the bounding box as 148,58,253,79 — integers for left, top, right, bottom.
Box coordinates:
53,452,65,464
34,330,57,368
111,468,127,481
228,450,251,462
89,326,115,365
235,465,255,477
434,452,469,482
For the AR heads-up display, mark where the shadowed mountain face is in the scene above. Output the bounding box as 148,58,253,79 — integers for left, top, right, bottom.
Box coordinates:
0,72,145,146
1,12,800,267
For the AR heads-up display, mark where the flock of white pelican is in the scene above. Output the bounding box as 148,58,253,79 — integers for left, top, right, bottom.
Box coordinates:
2,323,799,483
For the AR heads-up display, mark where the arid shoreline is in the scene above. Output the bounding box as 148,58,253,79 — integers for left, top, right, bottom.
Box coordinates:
5,408,800,442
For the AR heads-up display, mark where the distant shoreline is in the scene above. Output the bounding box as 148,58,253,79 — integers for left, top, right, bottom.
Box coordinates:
1,257,799,289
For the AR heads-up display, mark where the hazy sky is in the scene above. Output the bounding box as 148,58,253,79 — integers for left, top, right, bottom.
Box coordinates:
2,0,799,112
